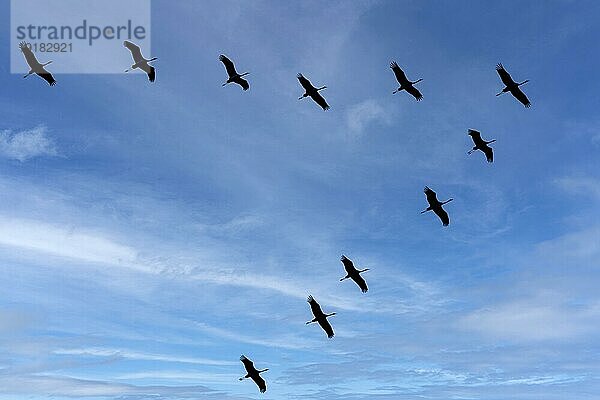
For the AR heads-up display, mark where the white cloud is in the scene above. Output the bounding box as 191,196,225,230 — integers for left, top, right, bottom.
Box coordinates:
0,216,139,268
0,126,57,161
346,99,391,137
53,347,237,366
459,298,600,341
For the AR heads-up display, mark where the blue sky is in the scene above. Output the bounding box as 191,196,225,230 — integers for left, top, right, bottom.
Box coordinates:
1,0,600,399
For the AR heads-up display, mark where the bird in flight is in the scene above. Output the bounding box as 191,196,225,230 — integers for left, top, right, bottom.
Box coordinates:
495,63,530,107
19,42,56,86
306,295,336,338
219,54,249,91
340,255,369,293
297,73,329,110
467,129,496,163
123,40,157,82
390,61,422,100
239,355,268,393
421,186,453,226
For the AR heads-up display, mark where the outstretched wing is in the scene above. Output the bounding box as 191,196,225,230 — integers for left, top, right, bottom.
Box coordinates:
19,42,40,68
496,63,515,86
310,92,330,110
219,54,238,77
468,129,482,143
511,86,531,108
251,374,267,393
482,145,494,163
307,295,324,317
38,68,57,86
137,63,155,82
124,40,144,63
341,255,356,273
405,85,423,101
390,61,409,85
318,318,335,338
233,76,249,90
424,186,438,204
351,274,368,293
240,355,255,373
434,207,450,226
297,73,314,91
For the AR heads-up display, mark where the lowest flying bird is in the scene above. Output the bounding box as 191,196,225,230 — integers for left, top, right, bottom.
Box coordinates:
297,73,329,110
306,295,336,338
340,255,369,293
467,129,496,163
390,61,422,100
19,42,56,86
421,186,453,226
123,40,157,82
239,355,268,393
219,54,249,90
495,63,530,108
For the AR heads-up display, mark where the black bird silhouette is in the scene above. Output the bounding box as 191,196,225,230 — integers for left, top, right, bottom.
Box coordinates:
495,63,530,107
239,355,268,393
421,186,453,226
19,42,56,86
306,295,336,338
297,73,329,110
340,255,369,293
467,129,496,163
219,55,249,90
390,61,422,100
123,40,157,82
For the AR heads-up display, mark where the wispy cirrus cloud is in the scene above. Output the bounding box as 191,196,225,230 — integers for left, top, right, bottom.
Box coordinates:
346,99,391,137
0,126,57,161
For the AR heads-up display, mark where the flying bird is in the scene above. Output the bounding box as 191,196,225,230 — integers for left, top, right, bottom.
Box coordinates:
123,40,157,82
467,129,496,163
306,295,336,338
219,54,249,90
495,63,530,107
390,61,422,100
421,186,453,226
239,355,268,393
297,73,329,110
19,42,56,86
340,255,369,293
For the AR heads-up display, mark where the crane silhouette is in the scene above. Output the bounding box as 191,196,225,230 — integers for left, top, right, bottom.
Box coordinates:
467,129,495,163
340,255,369,293
421,186,453,226
19,42,56,86
495,63,530,107
123,40,157,82
390,61,422,100
297,73,329,110
239,355,268,393
219,55,249,90
306,295,336,338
